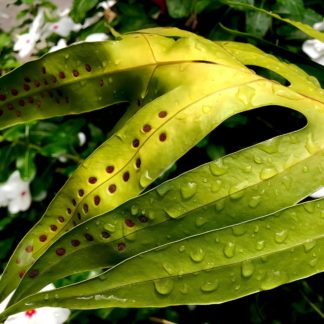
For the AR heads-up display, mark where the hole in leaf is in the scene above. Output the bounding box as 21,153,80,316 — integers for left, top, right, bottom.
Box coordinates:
246,66,291,86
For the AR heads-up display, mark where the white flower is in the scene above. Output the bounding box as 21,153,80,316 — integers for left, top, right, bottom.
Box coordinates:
48,39,68,53
0,171,32,213
13,9,44,58
310,187,324,199
0,284,70,324
47,16,82,37
85,33,108,42
78,132,86,146
302,20,324,66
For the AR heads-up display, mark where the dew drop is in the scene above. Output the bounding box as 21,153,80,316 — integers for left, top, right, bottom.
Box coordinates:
232,226,246,236
190,247,205,263
195,215,207,227
200,280,219,292
154,278,174,295
180,283,189,294
304,240,316,252
241,260,255,278
304,203,315,214
139,170,153,188
211,179,222,193
215,200,225,212
162,262,175,275
104,223,116,232
249,196,261,208
256,240,265,251
179,245,186,252
274,229,288,243
260,167,277,180
260,270,288,290
180,182,197,199
130,205,139,215
223,242,236,258
156,185,170,197
209,160,227,176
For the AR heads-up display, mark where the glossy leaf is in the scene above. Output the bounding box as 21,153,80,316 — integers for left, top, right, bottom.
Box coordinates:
2,198,323,318
0,27,323,316
8,131,324,304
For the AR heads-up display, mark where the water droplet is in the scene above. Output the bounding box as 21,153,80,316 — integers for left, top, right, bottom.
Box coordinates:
249,196,261,208
180,283,189,294
303,166,309,173
274,88,302,100
209,160,227,176
260,167,277,180
202,105,211,114
215,200,225,212
309,258,318,267
275,229,288,243
254,155,262,164
237,86,256,105
156,185,170,197
140,170,153,188
131,205,139,216
211,180,222,193
305,134,318,154
232,226,246,236
190,247,205,263
154,278,174,295
180,182,198,199
200,280,219,292
259,140,279,154
223,242,236,258
179,245,186,252
44,293,49,300
304,203,315,214
104,223,116,232
256,240,265,251
228,183,247,200
195,216,207,227
162,262,175,275
282,176,292,190
241,260,255,278
243,165,252,173
260,270,288,290
304,240,316,252
164,205,179,219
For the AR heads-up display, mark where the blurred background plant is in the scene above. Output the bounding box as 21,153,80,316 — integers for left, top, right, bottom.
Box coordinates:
0,0,323,323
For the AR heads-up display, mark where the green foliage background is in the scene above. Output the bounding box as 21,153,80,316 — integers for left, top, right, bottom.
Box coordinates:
0,0,323,322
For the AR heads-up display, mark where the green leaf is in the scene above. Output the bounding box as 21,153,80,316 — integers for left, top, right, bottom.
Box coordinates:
2,198,324,316
166,0,194,18
225,1,324,41
70,0,99,23
16,148,36,181
8,129,324,304
274,0,304,19
245,11,272,37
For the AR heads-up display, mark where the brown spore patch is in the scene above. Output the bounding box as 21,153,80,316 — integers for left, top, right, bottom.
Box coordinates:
135,158,141,169
72,199,77,206
123,171,130,182
143,124,152,133
71,239,80,247
125,219,135,227
99,79,104,87
34,80,41,87
56,247,66,256
94,195,100,206
138,215,149,223
0,94,6,101
58,216,65,223
159,111,167,118
39,235,47,242
59,71,66,79
73,70,80,77
28,269,39,278
24,77,31,83
106,165,114,173
84,233,94,241
78,189,84,197
159,133,167,142
42,66,46,74
50,224,58,231
88,177,97,184
7,103,14,110
67,208,72,215
16,111,22,117
0,109,3,116
11,89,18,96
101,231,110,239
83,204,89,213
23,84,30,91
85,64,92,72
25,245,33,253
19,271,25,278
18,99,25,107
108,184,117,193
132,139,140,148
117,242,126,251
